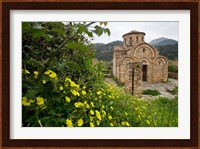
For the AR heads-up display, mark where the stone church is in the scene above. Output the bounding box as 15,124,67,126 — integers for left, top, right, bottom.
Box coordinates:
112,30,168,96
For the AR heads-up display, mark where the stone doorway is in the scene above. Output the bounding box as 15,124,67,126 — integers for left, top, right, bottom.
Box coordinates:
142,65,147,82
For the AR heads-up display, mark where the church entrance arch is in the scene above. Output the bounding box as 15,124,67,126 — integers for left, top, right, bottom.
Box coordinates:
140,58,149,82
142,65,147,82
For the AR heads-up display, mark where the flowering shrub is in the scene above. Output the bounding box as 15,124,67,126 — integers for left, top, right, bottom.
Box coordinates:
22,69,178,127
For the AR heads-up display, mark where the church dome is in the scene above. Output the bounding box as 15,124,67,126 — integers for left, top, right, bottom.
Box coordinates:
122,30,145,37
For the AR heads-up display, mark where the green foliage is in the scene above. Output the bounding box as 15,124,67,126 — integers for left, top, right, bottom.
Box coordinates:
155,43,178,60
142,89,161,96
22,22,111,127
168,64,178,73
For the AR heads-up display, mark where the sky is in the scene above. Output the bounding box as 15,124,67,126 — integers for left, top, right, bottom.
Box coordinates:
91,22,178,44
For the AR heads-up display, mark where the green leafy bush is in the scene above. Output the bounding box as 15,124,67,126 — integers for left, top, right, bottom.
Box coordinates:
168,64,178,73
142,89,161,96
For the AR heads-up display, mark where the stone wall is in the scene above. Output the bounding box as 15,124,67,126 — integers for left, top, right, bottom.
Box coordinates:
124,62,142,96
113,30,168,96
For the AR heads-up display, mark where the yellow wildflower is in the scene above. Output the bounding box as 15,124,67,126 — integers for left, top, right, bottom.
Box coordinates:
125,112,128,116
96,120,100,126
77,119,83,126
22,97,34,106
110,123,114,127
83,101,90,108
97,91,101,95
45,70,53,75
34,71,39,78
90,122,94,127
74,102,84,108
42,80,46,84
24,69,30,74
95,110,101,121
36,97,45,105
108,115,112,120
110,106,114,110
90,102,95,107
83,86,86,89
86,104,90,109
90,110,94,115
102,110,106,118
71,90,80,96
90,116,94,121
81,90,86,95
65,77,71,82
121,121,126,126
66,119,73,127
60,86,63,90
70,81,79,88
125,121,130,126
65,96,71,103
49,72,57,79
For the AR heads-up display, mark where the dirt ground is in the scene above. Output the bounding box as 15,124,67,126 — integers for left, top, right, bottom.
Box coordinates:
105,78,178,99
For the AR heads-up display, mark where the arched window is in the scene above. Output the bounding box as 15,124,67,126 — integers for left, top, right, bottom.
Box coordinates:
143,48,145,53
130,37,132,45
124,38,126,45
136,36,138,43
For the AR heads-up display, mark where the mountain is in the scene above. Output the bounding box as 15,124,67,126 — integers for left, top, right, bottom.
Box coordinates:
149,37,177,46
93,38,178,61
93,40,123,61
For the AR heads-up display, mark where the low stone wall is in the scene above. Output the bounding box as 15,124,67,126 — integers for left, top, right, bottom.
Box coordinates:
168,72,178,79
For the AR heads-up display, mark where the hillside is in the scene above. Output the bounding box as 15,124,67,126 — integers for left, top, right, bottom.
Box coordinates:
93,38,178,61
154,43,178,60
94,40,123,61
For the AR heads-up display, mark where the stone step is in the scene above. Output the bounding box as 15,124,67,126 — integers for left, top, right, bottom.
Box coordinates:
104,74,112,78
103,70,111,73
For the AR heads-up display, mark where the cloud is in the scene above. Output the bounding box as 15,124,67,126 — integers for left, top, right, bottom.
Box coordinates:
92,22,178,44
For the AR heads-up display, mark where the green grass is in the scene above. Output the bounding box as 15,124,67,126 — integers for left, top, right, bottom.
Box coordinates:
132,96,178,127
142,89,161,96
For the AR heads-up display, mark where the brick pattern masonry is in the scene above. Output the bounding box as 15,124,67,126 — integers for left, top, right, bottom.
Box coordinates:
113,30,168,96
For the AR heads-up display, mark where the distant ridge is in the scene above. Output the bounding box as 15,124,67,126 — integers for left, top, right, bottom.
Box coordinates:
93,37,178,61
93,40,123,61
149,37,177,46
